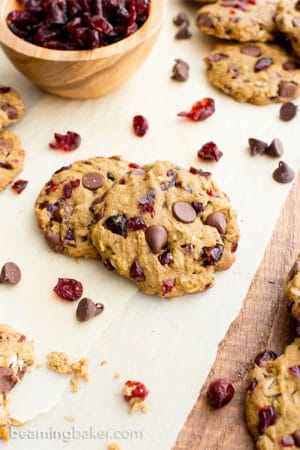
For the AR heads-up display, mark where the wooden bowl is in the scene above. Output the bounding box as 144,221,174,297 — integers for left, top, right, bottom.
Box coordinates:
0,0,165,99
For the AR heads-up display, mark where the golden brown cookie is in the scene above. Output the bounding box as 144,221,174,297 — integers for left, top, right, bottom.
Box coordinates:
35,156,132,259
0,129,25,191
245,339,300,449
286,254,300,324
0,85,25,129
205,42,300,105
91,160,239,298
275,0,300,57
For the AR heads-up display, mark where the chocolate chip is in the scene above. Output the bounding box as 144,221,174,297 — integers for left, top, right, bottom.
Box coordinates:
171,59,189,82
279,102,298,121
82,172,105,190
206,53,228,63
172,202,196,223
283,61,298,71
288,261,300,281
197,14,213,28
278,81,297,99
44,229,63,253
206,212,227,234
248,138,268,156
265,139,284,157
76,298,104,322
145,225,168,254
173,12,189,26
131,168,146,175
0,368,17,394
273,161,295,184
175,24,192,39
240,45,261,57
0,104,19,120
0,262,21,284
293,430,300,447
296,1,300,11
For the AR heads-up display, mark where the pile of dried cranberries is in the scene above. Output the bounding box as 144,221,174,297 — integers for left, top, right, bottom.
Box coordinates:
7,0,151,50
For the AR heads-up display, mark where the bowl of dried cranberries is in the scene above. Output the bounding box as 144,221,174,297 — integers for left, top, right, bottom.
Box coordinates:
0,0,164,99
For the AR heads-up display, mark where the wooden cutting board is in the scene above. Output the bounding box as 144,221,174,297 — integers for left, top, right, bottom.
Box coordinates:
172,173,300,450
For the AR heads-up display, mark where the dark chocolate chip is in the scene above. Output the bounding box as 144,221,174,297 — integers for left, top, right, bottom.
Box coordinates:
240,45,261,57
293,430,300,447
82,172,105,190
206,212,227,234
273,161,295,184
197,14,213,28
278,81,297,98
206,53,228,63
248,138,268,156
265,139,284,157
0,368,17,394
279,102,298,121
283,61,298,71
254,57,273,72
296,1,300,11
0,262,21,284
171,59,189,82
173,12,189,26
76,298,104,322
288,261,300,281
172,202,196,224
145,225,168,254
0,104,19,120
44,229,63,253
175,24,192,39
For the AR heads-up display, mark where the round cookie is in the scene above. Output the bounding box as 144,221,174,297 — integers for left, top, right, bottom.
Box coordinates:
285,255,300,323
245,339,300,449
205,42,300,105
275,0,300,57
91,160,239,298
0,85,25,129
0,129,25,191
196,0,278,42
35,156,132,259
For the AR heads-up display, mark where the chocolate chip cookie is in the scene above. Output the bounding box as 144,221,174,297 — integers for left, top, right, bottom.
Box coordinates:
0,324,34,441
275,0,300,57
196,0,278,42
0,86,25,129
286,255,300,323
35,156,131,259
0,129,25,191
91,160,239,298
245,339,300,449
205,42,300,104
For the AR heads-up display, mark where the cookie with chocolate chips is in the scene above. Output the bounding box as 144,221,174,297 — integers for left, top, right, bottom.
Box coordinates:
205,42,300,105
35,156,131,259
0,129,25,191
286,255,300,325
91,160,239,298
245,338,300,449
196,0,278,42
275,0,300,57
0,85,25,129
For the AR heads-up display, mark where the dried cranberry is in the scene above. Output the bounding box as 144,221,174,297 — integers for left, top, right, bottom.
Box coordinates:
191,202,204,213
206,379,234,408
197,142,223,162
178,98,215,121
160,171,177,191
132,115,149,137
158,250,172,265
63,179,80,199
127,216,147,231
231,242,238,253
246,378,258,395
254,350,277,367
181,243,193,255
0,87,11,94
0,162,12,169
49,131,81,151
189,166,211,178
254,58,273,72
139,190,156,218
258,406,278,433
128,162,141,169
203,245,224,265
288,365,300,376
53,278,83,301
162,279,175,296
105,214,127,237
11,179,28,194
45,180,59,195
124,380,149,401
130,260,145,281
281,437,295,447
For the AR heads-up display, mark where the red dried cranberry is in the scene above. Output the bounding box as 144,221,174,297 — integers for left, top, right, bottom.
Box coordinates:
197,141,223,162
127,216,148,231
254,58,273,72
189,166,211,178
0,162,12,169
45,180,59,195
133,115,149,137
231,242,238,253
139,190,156,218
124,380,149,401
63,179,80,199
11,179,28,194
49,131,81,151
281,437,295,447
178,98,215,121
105,214,127,237
288,365,300,376
254,350,277,367
130,260,145,281
203,244,224,265
162,279,175,296
191,202,204,213
158,250,172,265
0,87,11,94
53,278,83,301
128,162,141,169
258,406,278,432
206,379,234,408
246,378,258,395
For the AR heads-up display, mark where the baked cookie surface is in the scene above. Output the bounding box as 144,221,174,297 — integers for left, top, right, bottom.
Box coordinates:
0,86,25,129
91,160,239,298
275,0,300,57
245,339,300,450
196,0,278,42
205,42,300,105
35,156,131,259
0,129,25,191
286,255,300,323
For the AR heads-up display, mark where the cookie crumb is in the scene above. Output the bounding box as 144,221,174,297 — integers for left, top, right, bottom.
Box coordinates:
100,360,108,366
47,352,89,392
114,372,121,379
36,363,42,369
64,415,76,422
108,443,122,450
128,398,149,415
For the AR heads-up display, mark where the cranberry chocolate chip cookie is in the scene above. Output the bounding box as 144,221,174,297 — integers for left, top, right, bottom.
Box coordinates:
0,129,25,191
275,0,300,57
35,156,131,259
0,324,34,441
196,0,278,42
0,85,25,129
245,339,300,449
286,255,300,324
205,42,300,105
91,160,239,298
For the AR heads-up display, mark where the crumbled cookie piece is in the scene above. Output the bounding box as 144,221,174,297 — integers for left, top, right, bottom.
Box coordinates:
47,352,89,392
108,443,122,450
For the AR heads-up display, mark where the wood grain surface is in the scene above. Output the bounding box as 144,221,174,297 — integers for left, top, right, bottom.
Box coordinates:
173,173,300,450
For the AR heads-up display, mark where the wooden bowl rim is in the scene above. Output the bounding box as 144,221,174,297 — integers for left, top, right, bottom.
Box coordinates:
0,0,165,61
